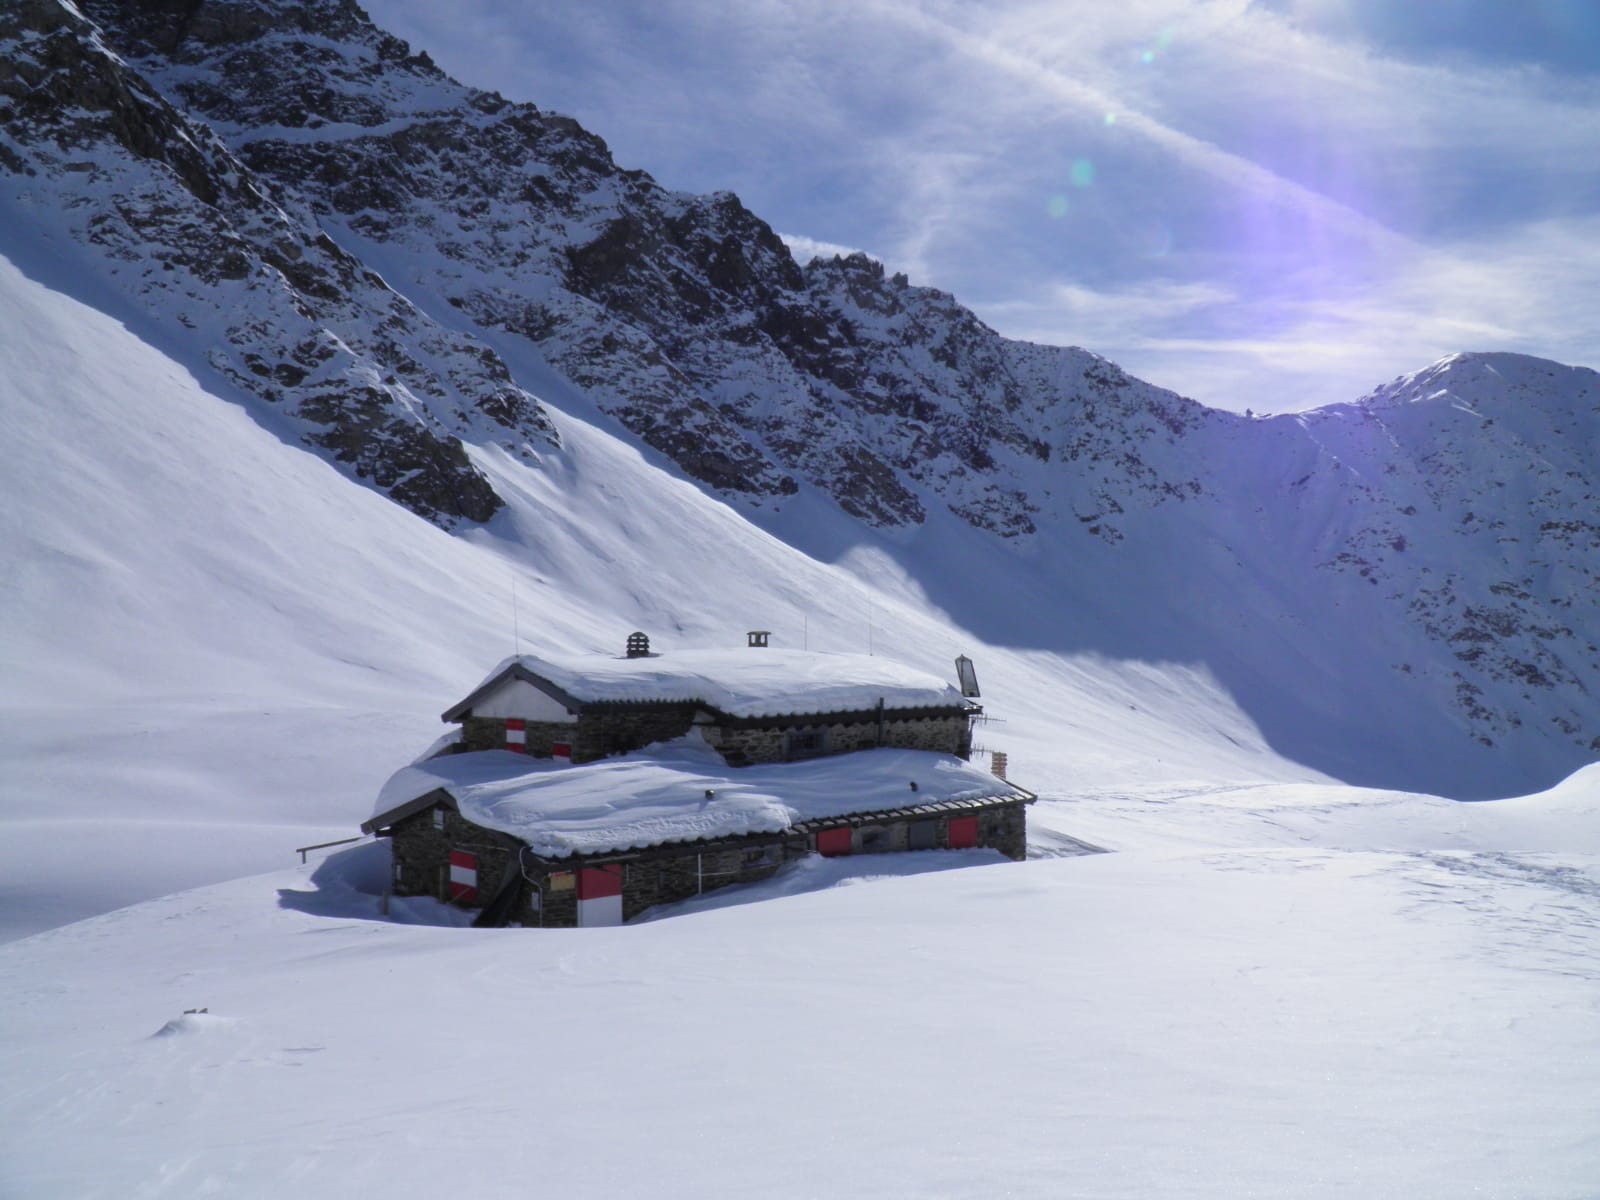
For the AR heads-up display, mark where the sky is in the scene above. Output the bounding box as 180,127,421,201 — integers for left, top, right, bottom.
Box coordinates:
358,0,1600,413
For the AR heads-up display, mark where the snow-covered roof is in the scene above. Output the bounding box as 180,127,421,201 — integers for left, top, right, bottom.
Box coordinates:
368,735,1027,858
443,648,970,721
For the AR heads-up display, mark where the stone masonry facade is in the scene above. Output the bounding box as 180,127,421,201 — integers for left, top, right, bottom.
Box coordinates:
707,712,971,766
383,793,1029,928
388,791,525,906
461,709,971,766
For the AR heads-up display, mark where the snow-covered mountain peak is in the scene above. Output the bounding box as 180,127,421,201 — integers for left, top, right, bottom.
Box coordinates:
1357,350,1600,416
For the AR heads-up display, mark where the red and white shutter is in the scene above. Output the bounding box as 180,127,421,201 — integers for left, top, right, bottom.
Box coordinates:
551,740,572,762
505,718,527,753
449,850,479,903
577,865,623,927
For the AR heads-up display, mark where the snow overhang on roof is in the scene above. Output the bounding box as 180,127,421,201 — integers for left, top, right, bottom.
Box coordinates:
366,735,1029,859
441,648,971,723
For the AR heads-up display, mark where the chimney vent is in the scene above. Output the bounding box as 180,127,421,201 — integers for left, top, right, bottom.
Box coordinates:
747,630,771,648
625,631,651,658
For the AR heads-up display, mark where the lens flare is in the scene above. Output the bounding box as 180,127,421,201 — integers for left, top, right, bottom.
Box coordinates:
1137,217,1174,258
1140,28,1175,65
1070,159,1095,188
1104,112,1118,126
1047,194,1070,219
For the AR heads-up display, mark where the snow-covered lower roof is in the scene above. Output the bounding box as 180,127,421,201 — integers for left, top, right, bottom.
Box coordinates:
368,735,1027,858
443,648,970,721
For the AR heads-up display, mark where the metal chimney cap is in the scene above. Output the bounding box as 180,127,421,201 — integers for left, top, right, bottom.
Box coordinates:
747,630,771,648
625,631,651,658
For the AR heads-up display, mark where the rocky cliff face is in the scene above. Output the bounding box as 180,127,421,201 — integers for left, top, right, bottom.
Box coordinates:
65,0,1222,538
0,0,555,524
1279,354,1599,754
3,0,1596,782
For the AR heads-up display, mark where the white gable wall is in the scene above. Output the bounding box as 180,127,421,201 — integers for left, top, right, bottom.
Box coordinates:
470,678,577,723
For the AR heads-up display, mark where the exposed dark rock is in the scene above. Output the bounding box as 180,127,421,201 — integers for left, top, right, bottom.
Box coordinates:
1,0,558,526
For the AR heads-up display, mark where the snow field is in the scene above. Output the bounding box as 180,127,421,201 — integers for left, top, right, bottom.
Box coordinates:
1,844,1596,1199
5,225,1600,1199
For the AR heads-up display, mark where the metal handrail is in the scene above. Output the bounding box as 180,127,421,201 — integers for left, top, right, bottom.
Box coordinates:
294,835,365,864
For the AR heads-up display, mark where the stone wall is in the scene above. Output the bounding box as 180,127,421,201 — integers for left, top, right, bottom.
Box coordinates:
804,800,1027,861
388,796,525,909
978,801,1028,861
520,835,795,927
457,708,971,766
714,713,971,766
385,794,1028,928
460,716,576,756
574,704,701,762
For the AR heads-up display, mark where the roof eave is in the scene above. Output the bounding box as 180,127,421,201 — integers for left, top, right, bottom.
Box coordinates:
361,787,454,835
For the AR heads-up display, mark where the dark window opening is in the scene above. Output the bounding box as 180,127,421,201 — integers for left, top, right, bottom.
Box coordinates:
785,727,828,761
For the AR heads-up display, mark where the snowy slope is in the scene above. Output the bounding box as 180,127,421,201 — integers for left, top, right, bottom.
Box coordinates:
2,836,1597,1200
0,244,1309,940
0,0,555,524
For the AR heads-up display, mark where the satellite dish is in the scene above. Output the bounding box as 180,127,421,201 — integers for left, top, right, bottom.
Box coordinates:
954,655,980,698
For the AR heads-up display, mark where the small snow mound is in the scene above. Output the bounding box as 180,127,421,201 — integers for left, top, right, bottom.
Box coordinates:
152,1010,236,1039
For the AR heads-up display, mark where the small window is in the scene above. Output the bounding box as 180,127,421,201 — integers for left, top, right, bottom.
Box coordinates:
392,861,404,882
858,826,890,853
785,727,828,761
909,820,937,850
432,807,445,829
742,845,778,869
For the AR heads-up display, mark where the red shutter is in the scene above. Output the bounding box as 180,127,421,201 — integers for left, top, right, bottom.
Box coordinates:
505,718,527,753
552,741,572,761
947,816,978,849
448,850,479,902
817,827,853,857
577,865,623,899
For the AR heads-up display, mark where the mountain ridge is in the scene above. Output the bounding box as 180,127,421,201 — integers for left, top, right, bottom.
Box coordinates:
2,0,1596,792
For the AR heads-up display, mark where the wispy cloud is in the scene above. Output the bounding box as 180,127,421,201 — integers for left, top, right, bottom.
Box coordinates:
360,0,1600,413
